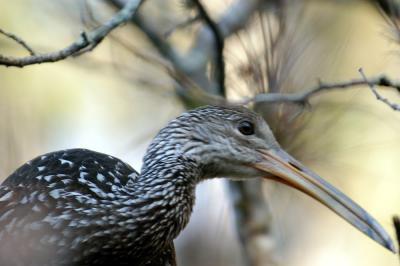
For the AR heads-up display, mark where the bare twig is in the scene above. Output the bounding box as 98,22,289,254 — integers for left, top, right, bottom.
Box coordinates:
247,74,400,106
191,0,226,96
359,68,400,111
0,0,144,67
0,28,36,55
187,0,261,94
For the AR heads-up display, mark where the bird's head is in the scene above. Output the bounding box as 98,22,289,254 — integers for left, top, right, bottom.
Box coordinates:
178,105,279,179
143,105,394,252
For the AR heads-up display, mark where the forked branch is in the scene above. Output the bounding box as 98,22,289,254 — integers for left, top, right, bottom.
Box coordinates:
0,0,144,67
247,73,400,110
0,28,36,55
359,68,400,111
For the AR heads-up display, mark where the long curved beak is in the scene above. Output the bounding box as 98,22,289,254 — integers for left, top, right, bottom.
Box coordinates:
252,148,395,252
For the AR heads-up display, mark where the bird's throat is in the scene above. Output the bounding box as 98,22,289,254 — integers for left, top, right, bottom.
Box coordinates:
123,156,199,246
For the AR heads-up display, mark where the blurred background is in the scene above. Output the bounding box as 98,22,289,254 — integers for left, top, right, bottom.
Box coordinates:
0,0,399,265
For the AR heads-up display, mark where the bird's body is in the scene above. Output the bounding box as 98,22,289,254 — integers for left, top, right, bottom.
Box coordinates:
0,149,187,265
0,106,394,265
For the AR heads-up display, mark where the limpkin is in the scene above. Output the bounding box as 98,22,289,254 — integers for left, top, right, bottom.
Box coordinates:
0,105,394,265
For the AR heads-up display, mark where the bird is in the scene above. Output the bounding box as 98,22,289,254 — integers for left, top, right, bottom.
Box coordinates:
0,105,395,266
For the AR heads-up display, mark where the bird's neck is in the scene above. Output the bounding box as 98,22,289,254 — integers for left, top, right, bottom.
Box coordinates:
122,155,200,245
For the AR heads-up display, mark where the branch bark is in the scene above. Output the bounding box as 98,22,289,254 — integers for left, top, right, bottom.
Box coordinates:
0,0,144,67
0,28,36,55
248,74,400,106
359,68,400,111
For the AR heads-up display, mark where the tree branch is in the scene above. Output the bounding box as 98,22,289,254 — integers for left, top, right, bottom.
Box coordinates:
0,28,36,55
359,68,400,111
191,0,226,96
109,0,261,95
247,74,400,106
228,180,280,266
0,0,144,67
185,0,261,94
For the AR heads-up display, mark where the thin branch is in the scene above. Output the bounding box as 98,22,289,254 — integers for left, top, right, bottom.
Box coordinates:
191,0,226,96
247,74,400,105
186,0,261,94
359,68,400,111
0,0,144,67
0,28,36,55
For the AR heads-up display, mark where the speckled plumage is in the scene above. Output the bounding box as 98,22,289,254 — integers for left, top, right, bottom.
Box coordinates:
0,148,189,266
0,105,393,266
0,105,263,266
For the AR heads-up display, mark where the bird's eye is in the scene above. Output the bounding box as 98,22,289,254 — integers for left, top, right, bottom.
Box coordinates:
238,121,255,135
